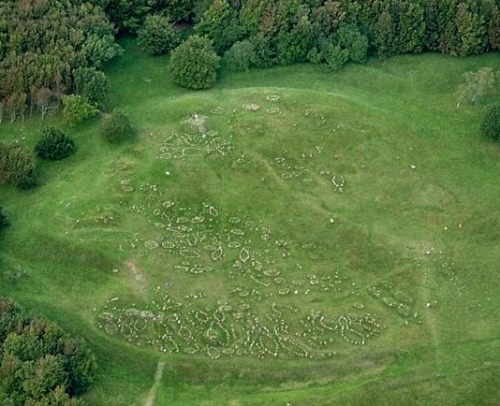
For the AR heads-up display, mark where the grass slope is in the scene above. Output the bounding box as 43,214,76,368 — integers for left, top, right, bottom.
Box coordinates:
1,38,499,405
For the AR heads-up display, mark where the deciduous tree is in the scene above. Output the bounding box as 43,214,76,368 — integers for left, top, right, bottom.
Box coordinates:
170,35,220,90
137,15,180,56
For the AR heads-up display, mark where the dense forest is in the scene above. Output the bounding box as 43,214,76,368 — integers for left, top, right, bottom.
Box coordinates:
1,0,499,120
0,298,96,405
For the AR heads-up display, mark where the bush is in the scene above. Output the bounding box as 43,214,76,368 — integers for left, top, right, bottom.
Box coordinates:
223,40,256,72
337,25,368,64
35,127,76,161
480,104,500,142
101,111,135,144
138,15,180,56
0,205,8,233
169,35,220,90
0,142,37,189
62,95,97,126
321,41,349,71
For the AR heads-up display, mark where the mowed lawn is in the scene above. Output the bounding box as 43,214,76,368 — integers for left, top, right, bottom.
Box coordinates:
1,38,499,405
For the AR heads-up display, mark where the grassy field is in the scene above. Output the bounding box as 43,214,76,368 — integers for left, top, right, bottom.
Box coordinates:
1,38,499,405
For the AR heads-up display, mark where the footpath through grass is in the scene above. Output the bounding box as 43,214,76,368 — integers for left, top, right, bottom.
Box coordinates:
1,38,499,405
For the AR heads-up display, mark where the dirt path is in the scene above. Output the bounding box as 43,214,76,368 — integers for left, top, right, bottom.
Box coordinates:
124,259,147,294
144,360,166,406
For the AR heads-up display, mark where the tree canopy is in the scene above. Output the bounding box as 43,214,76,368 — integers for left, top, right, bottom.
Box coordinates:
170,36,220,90
0,298,97,404
0,0,121,121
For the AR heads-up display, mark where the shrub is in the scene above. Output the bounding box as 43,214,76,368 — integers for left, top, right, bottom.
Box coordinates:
480,104,500,142
101,111,135,144
169,35,220,90
0,143,37,189
35,127,76,161
321,41,349,71
249,34,275,68
307,47,322,64
223,40,256,72
138,15,180,56
337,25,368,64
0,204,8,233
62,95,97,126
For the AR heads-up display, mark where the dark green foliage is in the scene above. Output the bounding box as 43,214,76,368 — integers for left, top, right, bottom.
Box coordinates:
0,143,37,189
372,8,396,57
73,68,108,108
0,0,121,118
277,7,314,65
0,298,96,403
249,34,276,68
195,0,241,54
0,204,8,233
455,2,488,56
480,104,500,142
393,1,426,54
489,5,500,50
104,0,195,32
223,40,256,71
337,25,368,63
101,111,135,144
35,128,76,161
138,15,180,56
169,35,220,90
174,0,499,73
322,42,350,71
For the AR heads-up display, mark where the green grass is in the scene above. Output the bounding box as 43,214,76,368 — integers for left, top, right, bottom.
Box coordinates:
1,38,499,405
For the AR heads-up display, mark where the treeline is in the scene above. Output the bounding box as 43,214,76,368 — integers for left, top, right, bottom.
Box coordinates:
0,298,96,405
192,0,500,70
0,0,121,123
98,0,500,60
1,0,499,118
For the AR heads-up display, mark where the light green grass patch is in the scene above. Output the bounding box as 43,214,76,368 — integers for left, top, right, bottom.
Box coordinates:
1,39,499,404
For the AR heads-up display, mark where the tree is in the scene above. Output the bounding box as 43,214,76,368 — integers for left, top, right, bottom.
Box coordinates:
277,7,314,65
103,0,195,33
489,5,500,50
138,15,180,56
72,68,108,108
20,355,68,400
372,8,396,57
480,104,500,142
101,111,135,144
223,40,256,71
5,93,26,123
62,95,97,126
32,88,54,120
456,67,497,107
169,35,220,90
0,298,97,403
337,25,368,63
455,2,488,56
393,1,426,54
195,0,240,54
35,128,76,161
0,143,37,189
0,0,121,118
